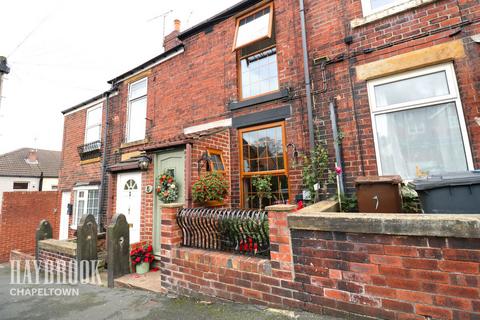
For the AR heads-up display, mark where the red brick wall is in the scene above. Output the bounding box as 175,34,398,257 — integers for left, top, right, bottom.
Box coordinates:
291,230,480,320
305,0,480,190
160,205,480,319
0,191,58,262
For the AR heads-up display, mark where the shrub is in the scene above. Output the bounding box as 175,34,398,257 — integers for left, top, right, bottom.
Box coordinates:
192,171,229,204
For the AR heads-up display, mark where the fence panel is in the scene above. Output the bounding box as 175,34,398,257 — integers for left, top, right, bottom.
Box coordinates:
177,208,270,258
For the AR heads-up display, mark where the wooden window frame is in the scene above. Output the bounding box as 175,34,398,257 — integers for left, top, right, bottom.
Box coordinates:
232,2,274,51
237,46,279,101
238,121,290,208
206,148,226,174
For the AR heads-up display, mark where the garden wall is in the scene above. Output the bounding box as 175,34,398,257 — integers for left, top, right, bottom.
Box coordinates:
0,191,58,262
160,204,480,320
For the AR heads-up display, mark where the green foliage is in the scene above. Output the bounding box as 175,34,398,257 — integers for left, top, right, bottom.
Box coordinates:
338,194,358,212
249,175,274,210
401,183,422,213
302,140,335,202
192,171,229,204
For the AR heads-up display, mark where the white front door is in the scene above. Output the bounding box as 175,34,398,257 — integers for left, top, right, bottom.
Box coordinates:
59,191,71,240
116,172,142,244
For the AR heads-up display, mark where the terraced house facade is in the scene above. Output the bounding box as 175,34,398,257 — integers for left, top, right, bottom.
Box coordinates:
58,0,480,249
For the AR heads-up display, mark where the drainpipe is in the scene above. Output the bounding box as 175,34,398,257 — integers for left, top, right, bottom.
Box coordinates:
185,143,192,208
329,101,345,194
299,0,315,150
98,89,112,231
39,172,44,191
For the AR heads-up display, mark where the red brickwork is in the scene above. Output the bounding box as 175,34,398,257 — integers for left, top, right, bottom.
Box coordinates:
0,191,58,262
160,204,480,319
306,0,480,190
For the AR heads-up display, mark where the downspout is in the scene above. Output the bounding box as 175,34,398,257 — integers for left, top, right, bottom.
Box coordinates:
98,89,112,231
39,171,44,191
329,101,345,194
299,0,315,150
185,143,192,207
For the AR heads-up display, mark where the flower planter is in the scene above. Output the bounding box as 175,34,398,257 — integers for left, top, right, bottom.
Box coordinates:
205,200,224,207
135,262,150,275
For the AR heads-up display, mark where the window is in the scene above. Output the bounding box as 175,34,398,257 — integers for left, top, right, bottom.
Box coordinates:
239,122,289,208
207,149,225,174
240,48,279,99
361,0,409,15
72,186,99,228
367,63,473,180
13,182,29,190
85,104,102,144
126,78,147,143
234,3,279,100
233,3,273,50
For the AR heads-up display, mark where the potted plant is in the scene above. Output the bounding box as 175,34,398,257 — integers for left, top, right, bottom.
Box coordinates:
130,244,154,274
192,171,229,207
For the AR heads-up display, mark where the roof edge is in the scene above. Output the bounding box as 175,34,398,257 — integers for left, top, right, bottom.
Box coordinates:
107,44,184,85
61,90,117,115
178,0,262,40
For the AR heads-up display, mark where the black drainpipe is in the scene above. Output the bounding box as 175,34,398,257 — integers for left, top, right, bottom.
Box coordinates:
98,88,112,231
39,172,44,191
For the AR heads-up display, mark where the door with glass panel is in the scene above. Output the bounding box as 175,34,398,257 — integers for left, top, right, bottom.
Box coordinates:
239,122,289,209
116,172,142,244
367,63,473,180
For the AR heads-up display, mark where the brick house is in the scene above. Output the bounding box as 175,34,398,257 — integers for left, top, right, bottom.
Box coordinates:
57,0,480,248
305,0,480,191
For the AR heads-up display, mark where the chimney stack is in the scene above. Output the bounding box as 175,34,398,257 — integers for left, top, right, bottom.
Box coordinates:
163,19,182,52
26,149,38,164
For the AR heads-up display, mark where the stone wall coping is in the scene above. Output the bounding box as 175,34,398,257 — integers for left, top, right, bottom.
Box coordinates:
160,203,185,208
297,200,339,214
38,239,77,256
265,204,296,212
288,212,480,239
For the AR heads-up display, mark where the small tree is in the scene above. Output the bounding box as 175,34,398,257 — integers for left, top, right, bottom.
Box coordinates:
250,175,273,210
302,140,335,203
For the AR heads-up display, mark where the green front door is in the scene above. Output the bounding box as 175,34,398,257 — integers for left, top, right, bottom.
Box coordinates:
153,148,185,255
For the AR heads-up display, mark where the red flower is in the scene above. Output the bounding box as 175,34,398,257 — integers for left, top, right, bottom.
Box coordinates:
135,257,141,262
147,245,153,252
144,257,149,262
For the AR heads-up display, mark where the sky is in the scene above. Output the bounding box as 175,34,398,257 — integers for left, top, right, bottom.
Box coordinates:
0,0,241,154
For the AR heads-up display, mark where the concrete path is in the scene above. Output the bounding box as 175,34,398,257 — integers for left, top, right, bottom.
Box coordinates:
0,264,341,320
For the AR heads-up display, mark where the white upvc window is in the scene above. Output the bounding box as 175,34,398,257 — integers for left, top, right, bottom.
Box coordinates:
240,47,279,99
126,78,147,143
85,104,103,144
72,186,99,228
361,0,409,16
367,63,474,180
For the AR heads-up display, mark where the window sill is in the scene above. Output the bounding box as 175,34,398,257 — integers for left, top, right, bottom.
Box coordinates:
351,0,437,29
70,225,77,230
229,89,289,111
120,138,149,150
80,157,101,165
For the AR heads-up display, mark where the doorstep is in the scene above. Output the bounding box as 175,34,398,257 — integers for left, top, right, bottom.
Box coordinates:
114,271,165,293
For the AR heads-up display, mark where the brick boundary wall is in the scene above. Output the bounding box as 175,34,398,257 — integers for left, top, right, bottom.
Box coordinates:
160,204,480,320
0,191,58,262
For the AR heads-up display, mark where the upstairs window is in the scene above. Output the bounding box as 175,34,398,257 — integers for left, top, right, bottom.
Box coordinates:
126,78,147,143
234,3,278,100
233,3,273,50
85,104,102,144
361,0,409,15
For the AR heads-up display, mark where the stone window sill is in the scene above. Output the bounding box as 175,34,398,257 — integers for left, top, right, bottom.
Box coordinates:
120,138,149,150
351,0,437,29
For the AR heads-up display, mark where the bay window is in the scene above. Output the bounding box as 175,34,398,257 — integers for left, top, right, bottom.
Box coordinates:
239,122,289,208
367,63,473,180
126,78,147,143
72,186,99,228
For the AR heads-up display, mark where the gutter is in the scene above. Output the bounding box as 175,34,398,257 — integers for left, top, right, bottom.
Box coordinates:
298,0,315,149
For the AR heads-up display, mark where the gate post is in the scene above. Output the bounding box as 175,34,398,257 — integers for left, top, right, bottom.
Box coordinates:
107,214,130,288
77,214,98,280
35,220,53,261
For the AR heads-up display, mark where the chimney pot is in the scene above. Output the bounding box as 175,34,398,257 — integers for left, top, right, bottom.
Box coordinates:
26,149,38,164
174,19,181,32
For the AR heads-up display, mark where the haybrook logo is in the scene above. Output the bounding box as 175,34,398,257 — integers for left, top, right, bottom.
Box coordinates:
9,259,102,296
